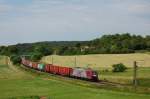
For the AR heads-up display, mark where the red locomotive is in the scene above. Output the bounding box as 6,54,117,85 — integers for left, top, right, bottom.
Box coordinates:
21,58,98,81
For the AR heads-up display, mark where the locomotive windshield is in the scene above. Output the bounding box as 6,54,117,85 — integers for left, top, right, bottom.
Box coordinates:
92,71,98,81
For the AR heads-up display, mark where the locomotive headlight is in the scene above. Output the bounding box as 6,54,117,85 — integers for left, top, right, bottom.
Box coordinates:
93,75,97,76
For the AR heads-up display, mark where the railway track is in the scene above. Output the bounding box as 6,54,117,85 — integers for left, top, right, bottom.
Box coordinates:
20,61,127,88
98,80,126,86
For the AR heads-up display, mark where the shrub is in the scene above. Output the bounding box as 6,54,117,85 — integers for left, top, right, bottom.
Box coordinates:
31,52,43,61
112,63,127,72
10,55,21,65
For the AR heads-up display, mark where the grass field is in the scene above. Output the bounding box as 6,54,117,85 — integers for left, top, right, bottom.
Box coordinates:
42,53,150,68
99,67,150,87
0,56,150,99
42,53,150,87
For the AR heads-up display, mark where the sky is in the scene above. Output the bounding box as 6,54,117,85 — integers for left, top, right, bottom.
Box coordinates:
0,0,150,45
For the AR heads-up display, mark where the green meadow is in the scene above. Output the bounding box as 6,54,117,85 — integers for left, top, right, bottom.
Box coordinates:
0,56,150,99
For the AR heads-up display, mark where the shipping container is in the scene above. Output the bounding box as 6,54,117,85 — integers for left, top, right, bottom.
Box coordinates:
49,65,59,74
53,66,59,74
26,60,30,67
58,66,72,76
32,62,38,69
45,64,51,72
49,65,54,73
21,58,26,65
37,64,45,70
29,62,32,68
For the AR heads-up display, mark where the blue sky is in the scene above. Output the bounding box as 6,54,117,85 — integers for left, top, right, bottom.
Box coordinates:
0,0,150,45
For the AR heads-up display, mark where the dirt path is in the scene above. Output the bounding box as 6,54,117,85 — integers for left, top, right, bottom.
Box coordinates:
5,57,35,79
6,57,20,72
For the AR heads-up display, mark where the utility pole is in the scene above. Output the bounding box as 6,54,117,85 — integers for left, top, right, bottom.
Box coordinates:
52,55,54,64
5,56,8,65
133,61,138,90
74,56,77,67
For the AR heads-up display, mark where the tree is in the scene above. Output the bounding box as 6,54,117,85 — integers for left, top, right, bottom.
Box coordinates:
0,46,9,56
10,55,21,65
75,43,81,48
31,52,43,61
34,45,53,56
145,36,150,50
58,46,69,55
112,63,127,72
8,46,18,54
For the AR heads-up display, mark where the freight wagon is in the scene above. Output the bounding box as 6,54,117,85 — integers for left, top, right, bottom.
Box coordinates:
21,58,98,81
38,63,45,71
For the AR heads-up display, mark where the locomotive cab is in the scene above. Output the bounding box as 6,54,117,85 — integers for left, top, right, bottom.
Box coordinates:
92,71,99,81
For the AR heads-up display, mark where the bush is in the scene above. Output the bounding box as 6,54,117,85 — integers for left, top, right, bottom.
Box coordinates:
10,55,21,65
34,45,53,56
31,52,43,61
112,63,127,72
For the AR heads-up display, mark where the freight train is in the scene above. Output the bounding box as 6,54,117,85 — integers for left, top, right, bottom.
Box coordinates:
21,58,99,81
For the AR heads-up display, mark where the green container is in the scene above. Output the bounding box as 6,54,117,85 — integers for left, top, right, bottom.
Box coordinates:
38,64,45,70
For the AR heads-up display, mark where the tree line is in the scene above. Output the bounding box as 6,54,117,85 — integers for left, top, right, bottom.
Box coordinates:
0,33,150,63
89,33,150,54
56,33,150,55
